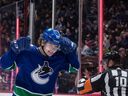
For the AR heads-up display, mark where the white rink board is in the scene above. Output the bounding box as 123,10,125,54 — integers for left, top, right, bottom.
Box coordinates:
0,94,80,96
0,93,101,96
0,94,81,96
0,93,12,96
0,94,85,96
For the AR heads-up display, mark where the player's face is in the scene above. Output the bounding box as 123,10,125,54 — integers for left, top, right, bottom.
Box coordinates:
107,60,114,67
103,59,114,69
103,59,108,70
44,42,60,56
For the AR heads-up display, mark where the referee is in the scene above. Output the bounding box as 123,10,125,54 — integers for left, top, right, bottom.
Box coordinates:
77,51,128,96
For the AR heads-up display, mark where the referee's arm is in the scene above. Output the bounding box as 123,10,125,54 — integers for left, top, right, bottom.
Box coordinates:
79,73,105,94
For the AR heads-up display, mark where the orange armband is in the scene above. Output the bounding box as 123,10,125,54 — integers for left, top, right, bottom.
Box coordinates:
79,79,92,94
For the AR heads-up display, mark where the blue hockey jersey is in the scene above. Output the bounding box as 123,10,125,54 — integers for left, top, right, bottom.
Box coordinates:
0,45,79,96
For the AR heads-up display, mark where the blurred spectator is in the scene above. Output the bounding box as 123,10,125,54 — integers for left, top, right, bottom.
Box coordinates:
57,71,77,94
81,40,95,56
118,47,128,69
0,0,23,92
81,61,98,78
1,0,128,94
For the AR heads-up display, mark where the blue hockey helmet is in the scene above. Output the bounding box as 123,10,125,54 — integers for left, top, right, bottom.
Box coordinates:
40,28,61,46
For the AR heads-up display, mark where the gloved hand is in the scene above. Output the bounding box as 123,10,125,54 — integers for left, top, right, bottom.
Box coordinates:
10,37,31,54
77,76,87,92
60,37,77,54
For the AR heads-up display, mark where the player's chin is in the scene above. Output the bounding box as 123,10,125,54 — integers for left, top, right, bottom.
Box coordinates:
47,52,55,56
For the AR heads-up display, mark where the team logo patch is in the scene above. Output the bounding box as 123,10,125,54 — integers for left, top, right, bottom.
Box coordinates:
31,61,53,84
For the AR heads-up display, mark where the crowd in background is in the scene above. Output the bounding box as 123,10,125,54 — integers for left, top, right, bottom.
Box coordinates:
0,0,24,55
34,0,78,45
0,0,128,94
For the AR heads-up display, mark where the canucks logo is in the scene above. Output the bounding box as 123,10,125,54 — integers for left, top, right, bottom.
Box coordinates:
31,61,53,85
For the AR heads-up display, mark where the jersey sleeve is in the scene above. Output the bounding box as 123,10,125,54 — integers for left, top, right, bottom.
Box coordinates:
0,49,18,70
65,49,80,69
90,73,104,92
79,72,106,94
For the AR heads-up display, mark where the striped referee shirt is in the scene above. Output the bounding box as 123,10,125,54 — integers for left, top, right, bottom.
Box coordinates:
91,68,128,96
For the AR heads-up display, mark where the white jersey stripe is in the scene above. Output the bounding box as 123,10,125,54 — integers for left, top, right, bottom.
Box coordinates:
113,87,118,96
111,70,118,76
121,71,127,77
122,88,126,96
105,73,111,96
91,74,102,82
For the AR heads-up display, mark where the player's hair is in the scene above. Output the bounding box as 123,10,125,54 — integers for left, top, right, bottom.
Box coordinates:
38,38,46,46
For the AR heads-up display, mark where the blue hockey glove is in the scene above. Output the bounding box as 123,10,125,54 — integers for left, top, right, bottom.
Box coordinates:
60,37,77,54
10,37,31,54
77,76,87,92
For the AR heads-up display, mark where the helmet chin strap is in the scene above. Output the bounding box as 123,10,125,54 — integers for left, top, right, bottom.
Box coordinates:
38,46,49,57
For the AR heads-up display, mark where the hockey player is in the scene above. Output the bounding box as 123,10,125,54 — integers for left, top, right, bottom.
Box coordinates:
0,28,80,96
77,51,128,96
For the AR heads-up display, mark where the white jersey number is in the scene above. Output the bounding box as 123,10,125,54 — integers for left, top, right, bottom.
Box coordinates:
115,77,127,87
